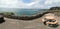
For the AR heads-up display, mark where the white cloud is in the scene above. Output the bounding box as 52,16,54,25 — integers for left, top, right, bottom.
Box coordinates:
17,0,41,8
0,0,60,8
43,0,60,9
26,2,36,6
45,0,60,5
0,0,42,8
0,0,18,8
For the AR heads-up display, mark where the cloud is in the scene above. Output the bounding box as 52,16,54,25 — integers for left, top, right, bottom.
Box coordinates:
0,0,60,9
0,0,42,8
44,0,60,8
17,0,42,8
0,0,18,8
45,0,60,5
22,0,34,3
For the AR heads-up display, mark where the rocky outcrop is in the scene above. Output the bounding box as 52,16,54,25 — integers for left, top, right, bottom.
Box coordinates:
3,12,50,20
0,15,5,24
49,7,60,10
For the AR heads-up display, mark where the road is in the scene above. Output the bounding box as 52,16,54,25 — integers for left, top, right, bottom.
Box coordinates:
0,17,60,29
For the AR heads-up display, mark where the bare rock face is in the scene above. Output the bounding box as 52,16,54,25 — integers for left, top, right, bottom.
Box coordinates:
0,15,5,24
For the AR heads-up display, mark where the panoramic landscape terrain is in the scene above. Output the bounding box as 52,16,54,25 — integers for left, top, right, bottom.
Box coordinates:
0,0,60,29
0,7,60,29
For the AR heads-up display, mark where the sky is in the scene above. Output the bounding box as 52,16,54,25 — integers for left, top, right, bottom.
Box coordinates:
0,0,60,9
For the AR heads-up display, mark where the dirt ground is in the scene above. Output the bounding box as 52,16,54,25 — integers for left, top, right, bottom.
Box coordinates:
0,16,60,29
